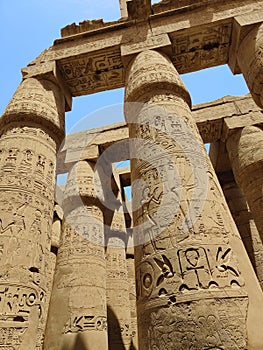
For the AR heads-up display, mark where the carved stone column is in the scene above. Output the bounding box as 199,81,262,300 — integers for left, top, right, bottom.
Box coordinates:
237,23,263,108
126,255,138,350
0,77,65,349
221,179,263,289
124,50,263,349
226,126,263,241
106,211,132,350
44,160,108,350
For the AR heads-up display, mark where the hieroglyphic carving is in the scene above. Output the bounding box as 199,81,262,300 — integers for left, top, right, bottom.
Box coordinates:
44,161,108,350
126,256,138,349
197,120,222,144
125,49,250,349
170,22,232,73
0,75,65,349
221,180,263,289
237,23,263,108
0,126,57,349
2,79,65,139
144,298,248,349
121,33,171,57
106,208,133,350
137,244,244,300
58,48,124,96
226,126,263,254
64,315,107,333
0,327,27,348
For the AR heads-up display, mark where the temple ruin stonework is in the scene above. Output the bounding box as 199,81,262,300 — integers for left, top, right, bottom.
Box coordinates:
1,0,263,349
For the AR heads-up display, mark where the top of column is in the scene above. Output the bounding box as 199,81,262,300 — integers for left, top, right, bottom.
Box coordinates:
125,49,191,105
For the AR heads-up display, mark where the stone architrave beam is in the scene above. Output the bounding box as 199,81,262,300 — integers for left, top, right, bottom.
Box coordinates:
57,94,263,174
21,1,263,97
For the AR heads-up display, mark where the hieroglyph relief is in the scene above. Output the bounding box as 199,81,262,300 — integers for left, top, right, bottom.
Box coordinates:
0,126,58,349
171,22,232,73
58,48,124,96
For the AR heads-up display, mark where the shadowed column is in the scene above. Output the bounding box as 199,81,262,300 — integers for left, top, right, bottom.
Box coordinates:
124,49,263,350
221,180,263,289
44,160,108,350
226,126,263,244
126,255,138,350
0,77,65,349
106,210,132,350
237,23,263,108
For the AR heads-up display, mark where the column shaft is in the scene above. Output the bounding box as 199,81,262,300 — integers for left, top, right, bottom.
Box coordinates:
104,168,133,349
126,256,138,350
43,160,108,350
226,126,263,242
222,180,263,289
124,50,263,350
0,77,65,349
106,211,132,350
237,23,263,108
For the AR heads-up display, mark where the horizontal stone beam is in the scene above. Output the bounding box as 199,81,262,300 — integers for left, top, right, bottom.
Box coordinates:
193,93,263,143
23,1,263,97
57,122,128,173
57,94,263,174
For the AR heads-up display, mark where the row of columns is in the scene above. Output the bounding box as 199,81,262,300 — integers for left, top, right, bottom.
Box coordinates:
43,160,137,350
0,21,263,349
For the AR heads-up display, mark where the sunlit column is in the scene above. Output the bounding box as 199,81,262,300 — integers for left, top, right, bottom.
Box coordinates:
125,49,263,350
44,160,108,350
0,77,65,349
226,126,263,243
237,23,263,108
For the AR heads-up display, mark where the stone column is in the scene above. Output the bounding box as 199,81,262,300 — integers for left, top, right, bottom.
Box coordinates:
221,179,263,289
0,77,65,349
106,210,132,350
36,205,64,349
126,255,138,350
44,160,108,350
237,23,263,108
124,50,263,350
226,125,263,239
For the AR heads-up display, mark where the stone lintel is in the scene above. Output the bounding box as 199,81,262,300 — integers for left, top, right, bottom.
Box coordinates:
116,166,131,187
120,33,172,67
22,1,263,97
222,111,263,141
229,12,263,74
57,94,262,174
57,122,128,173
193,94,263,143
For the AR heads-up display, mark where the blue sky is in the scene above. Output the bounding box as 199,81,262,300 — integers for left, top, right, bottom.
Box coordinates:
1,0,249,135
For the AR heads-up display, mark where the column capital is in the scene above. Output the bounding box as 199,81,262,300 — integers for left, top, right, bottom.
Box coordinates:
121,33,172,68
222,113,263,142
229,13,263,74
1,76,66,146
22,60,72,112
125,49,191,106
